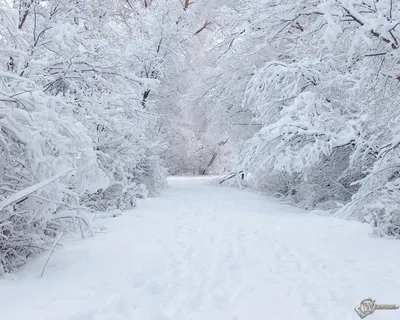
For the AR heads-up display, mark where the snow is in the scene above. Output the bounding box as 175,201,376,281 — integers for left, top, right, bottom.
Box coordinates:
0,168,74,210
1,176,400,320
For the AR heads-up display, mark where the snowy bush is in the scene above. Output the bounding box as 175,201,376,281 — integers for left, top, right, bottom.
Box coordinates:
0,0,180,272
238,0,400,237
195,0,400,237
0,68,108,273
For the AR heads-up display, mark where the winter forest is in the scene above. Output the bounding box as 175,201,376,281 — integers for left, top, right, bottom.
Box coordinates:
0,0,400,274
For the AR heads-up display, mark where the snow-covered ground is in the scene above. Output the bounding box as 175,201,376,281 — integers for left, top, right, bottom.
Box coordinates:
1,177,400,320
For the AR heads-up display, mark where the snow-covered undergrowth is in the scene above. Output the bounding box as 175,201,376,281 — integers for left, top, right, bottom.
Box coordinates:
0,0,195,273
187,0,400,238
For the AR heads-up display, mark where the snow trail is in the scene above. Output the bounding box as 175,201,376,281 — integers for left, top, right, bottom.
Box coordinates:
1,177,400,320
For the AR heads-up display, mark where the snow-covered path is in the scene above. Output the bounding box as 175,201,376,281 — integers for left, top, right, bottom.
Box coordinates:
1,177,400,320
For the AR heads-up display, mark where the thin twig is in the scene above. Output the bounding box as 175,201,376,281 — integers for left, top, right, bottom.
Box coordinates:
40,232,63,277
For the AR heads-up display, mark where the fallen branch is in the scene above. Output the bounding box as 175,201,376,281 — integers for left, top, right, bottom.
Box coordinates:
219,171,244,184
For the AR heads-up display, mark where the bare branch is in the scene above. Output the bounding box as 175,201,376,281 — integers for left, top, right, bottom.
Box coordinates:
194,21,212,35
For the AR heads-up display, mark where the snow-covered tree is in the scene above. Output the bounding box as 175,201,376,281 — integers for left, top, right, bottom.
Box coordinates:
193,0,400,237
0,0,184,272
0,1,108,273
